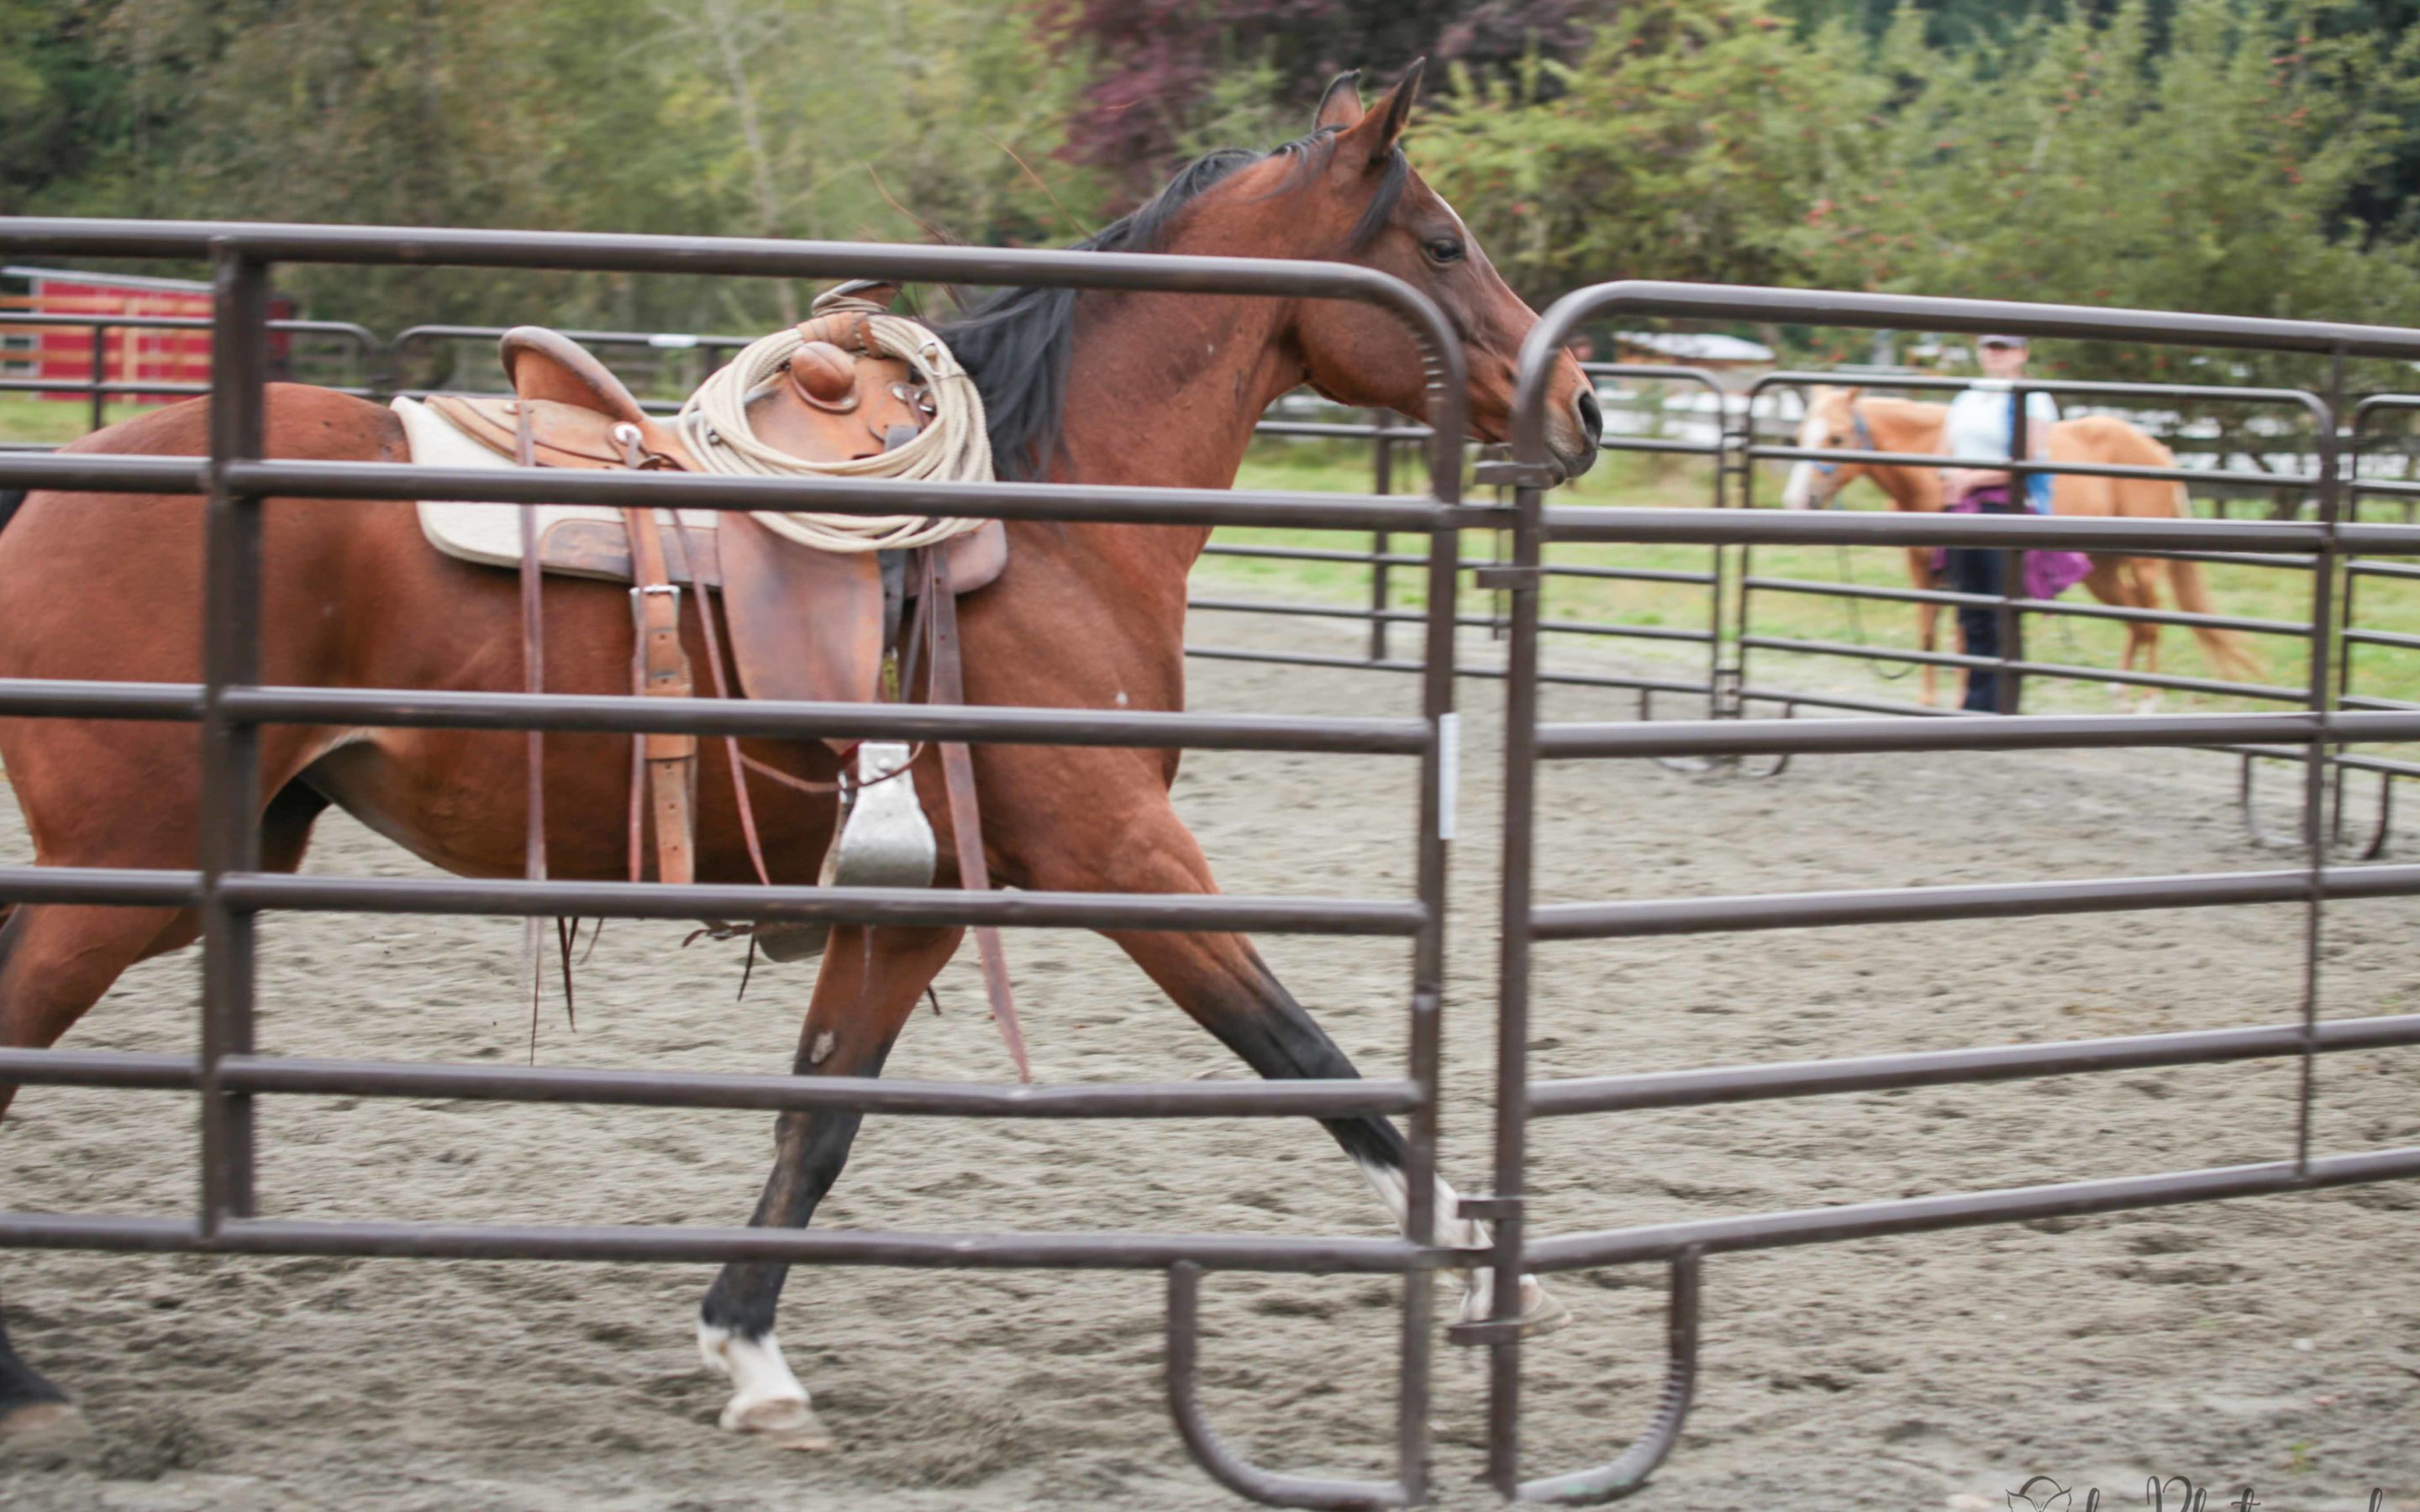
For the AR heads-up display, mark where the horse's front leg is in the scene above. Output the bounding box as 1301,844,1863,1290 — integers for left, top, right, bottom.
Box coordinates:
697,921,964,1446
1909,547,1940,706
1026,794,1557,1331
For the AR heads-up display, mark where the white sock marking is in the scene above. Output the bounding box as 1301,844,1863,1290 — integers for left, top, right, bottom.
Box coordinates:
1350,1157,1550,1325
698,1320,810,1431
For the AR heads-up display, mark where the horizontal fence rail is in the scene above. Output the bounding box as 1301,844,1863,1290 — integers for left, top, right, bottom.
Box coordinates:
16,295,2412,842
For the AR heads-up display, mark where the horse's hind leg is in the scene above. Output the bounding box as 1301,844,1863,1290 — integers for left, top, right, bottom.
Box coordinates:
0,899,190,1440
0,779,327,1440
697,922,965,1446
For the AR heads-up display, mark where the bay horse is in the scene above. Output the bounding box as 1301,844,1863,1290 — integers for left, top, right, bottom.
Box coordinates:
1779,384,2261,708
0,65,1603,1447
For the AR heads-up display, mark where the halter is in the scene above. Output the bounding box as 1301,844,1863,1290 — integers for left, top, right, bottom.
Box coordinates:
1807,402,1875,508
1811,404,1875,475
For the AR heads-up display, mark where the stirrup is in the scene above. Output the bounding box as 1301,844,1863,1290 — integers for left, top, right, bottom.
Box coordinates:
753,743,935,963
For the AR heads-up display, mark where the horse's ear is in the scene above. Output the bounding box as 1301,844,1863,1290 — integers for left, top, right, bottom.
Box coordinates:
1338,58,1423,166
1844,386,1865,405
1314,70,1365,131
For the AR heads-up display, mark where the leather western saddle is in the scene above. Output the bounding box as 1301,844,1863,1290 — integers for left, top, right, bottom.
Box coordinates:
415,286,1024,1073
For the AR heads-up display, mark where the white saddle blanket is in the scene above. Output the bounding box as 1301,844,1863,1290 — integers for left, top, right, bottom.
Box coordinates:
393,396,722,579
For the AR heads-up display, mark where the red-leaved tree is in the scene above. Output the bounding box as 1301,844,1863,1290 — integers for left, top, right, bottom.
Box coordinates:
1044,0,1607,202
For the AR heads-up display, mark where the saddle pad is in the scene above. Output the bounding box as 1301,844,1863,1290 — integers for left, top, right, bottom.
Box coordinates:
395,396,723,581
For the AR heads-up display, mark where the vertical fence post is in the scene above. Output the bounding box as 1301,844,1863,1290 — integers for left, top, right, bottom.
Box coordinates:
1485,456,1544,1497
87,321,109,435
1397,357,1471,1509
1370,408,1394,664
2333,400,2371,848
199,244,269,1234
2295,348,2346,1173
1996,384,2028,715
1713,382,1754,722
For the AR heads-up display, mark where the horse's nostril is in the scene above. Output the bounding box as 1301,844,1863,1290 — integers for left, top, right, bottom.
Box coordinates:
1575,389,1603,448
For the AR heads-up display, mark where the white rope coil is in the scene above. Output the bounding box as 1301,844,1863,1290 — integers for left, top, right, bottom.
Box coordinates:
675,312,992,554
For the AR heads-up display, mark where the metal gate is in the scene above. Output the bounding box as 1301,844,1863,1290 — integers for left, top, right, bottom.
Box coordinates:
11,224,2420,1506
0,217,1479,1507
1480,282,2420,1499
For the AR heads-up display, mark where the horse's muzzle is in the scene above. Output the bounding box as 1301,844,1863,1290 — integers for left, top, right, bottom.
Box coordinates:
1545,388,1601,481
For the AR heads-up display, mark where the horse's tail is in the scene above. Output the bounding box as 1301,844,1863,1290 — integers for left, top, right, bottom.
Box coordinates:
2165,484,2264,685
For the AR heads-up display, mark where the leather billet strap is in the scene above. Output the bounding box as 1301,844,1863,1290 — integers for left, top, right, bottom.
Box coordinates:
923,548,1028,1081
620,492,699,888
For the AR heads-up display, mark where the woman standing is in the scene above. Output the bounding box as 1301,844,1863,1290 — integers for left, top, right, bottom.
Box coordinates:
1939,334,2059,711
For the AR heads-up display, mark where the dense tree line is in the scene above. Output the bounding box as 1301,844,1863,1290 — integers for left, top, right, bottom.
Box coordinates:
2,0,2414,385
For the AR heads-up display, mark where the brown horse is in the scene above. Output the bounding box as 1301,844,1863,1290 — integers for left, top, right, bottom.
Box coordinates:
1779,384,2261,708
0,66,1603,1446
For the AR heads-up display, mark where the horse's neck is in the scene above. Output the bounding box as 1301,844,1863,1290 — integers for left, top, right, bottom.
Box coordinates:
1863,402,1949,512
1045,291,1303,573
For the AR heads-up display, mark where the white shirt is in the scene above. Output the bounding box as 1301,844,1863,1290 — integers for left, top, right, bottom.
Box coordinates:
1944,382,2059,464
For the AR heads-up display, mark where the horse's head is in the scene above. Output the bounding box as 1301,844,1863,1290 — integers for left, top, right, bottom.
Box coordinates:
944,64,1597,484
1781,383,1866,509
1220,62,1600,480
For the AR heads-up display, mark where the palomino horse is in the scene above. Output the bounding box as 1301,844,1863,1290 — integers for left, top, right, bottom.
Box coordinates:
0,66,1603,1446
1780,385,2261,707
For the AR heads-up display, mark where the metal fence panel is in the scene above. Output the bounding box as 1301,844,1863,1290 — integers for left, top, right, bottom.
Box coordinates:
0,216,1479,1509
1484,281,2420,1502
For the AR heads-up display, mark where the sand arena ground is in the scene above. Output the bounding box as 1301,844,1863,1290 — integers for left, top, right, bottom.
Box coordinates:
3,615,2416,1510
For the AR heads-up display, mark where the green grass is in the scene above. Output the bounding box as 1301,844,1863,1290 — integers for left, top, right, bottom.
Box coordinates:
1217,437,2420,727
0,392,162,445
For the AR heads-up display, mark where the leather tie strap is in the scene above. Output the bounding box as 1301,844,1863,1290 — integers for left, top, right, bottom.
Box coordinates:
924,549,1028,1081
678,519,773,891
517,405,551,1048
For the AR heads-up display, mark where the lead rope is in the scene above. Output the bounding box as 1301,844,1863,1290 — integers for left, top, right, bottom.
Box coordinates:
1834,544,1916,683
675,316,995,551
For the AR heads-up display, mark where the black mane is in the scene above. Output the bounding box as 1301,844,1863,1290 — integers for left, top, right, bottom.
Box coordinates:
935,130,1408,480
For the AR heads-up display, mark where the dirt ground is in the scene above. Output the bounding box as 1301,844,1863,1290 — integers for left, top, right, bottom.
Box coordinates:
3,612,2417,1511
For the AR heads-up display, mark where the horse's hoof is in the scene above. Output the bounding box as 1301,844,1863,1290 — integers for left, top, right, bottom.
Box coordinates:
1514,1276,1572,1338
0,1399,87,1448
699,1321,827,1447
1455,1274,1571,1338
724,1394,833,1450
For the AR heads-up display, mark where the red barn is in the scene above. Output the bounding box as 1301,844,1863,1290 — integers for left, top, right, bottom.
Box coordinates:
3,265,295,404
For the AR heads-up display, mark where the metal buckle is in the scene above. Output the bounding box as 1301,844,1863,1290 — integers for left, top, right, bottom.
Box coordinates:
629,581,681,634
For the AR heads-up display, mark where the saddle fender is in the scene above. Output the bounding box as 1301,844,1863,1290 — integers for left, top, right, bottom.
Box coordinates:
713,513,886,738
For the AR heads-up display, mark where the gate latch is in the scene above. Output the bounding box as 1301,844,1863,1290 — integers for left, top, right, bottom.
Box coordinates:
1447,1317,1532,1347
1456,1194,1523,1222
1470,565,1539,592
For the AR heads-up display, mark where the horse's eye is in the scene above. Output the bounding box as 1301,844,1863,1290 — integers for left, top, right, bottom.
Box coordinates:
1423,237,1465,265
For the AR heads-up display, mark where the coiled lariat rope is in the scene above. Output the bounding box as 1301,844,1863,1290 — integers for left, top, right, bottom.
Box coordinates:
675,312,993,554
